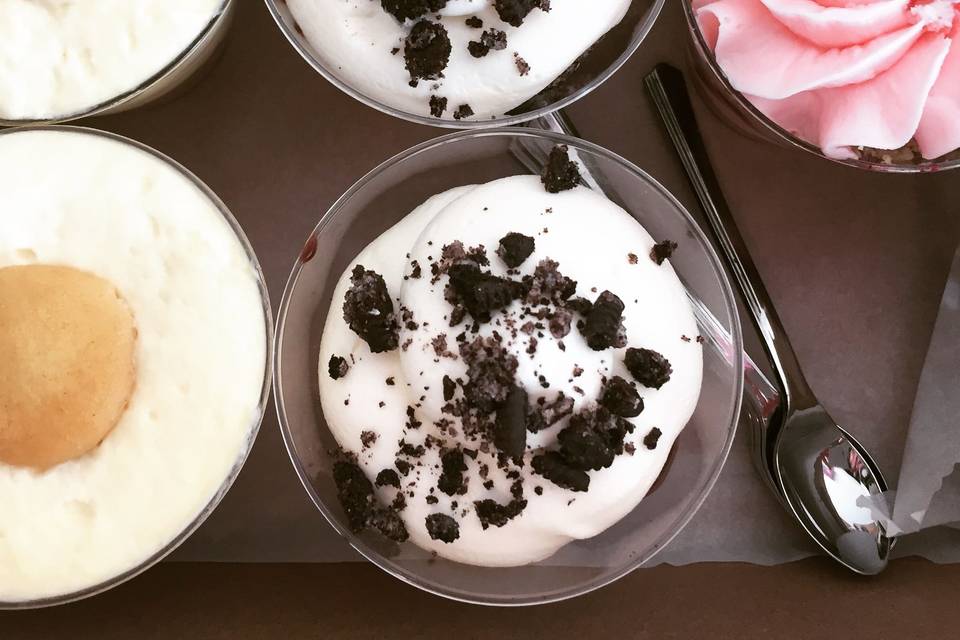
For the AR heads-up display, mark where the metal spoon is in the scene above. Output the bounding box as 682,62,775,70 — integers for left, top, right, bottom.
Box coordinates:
645,63,894,574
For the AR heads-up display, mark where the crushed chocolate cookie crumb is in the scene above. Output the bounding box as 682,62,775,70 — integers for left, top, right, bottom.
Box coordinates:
328,355,350,380
532,451,589,492
494,0,550,27
534,485,543,496
696,335,705,344
398,440,426,458
468,28,507,58
425,513,460,543
497,232,535,268
624,442,636,456
442,375,457,401
406,405,422,430
465,15,483,28
599,376,644,418
523,258,577,306
625,347,673,389
429,95,448,118
395,458,412,476
334,459,409,542
513,53,530,76
381,0,448,22
494,385,527,460
650,240,678,266
445,263,521,322
681,335,691,343
459,335,519,413
431,333,457,359
360,430,378,449
453,103,474,120
404,20,451,83
438,449,468,496
628,253,638,265
557,407,634,471
343,265,399,353
376,468,401,488
581,290,626,351
540,144,581,193
526,392,574,432
548,308,573,339
426,494,439,505
643,427,663,450
474,497,528,529
386,376,396,386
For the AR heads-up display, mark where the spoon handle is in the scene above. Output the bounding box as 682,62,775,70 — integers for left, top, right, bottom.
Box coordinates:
644,64,816,412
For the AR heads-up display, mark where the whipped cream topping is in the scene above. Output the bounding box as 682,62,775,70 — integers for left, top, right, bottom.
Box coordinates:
0,0,224,120
286,0,632,120
0,130,266,602
695,0,960,160
318,173,703,566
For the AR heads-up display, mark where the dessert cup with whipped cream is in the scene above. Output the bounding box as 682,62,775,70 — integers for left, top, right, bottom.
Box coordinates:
0,0,235,125
275,129,742,605
265,0,665,127
0,127,272,609
685,0,960,172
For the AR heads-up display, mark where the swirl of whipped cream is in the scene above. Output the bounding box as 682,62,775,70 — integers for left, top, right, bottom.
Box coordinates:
694,0,960,160
318,175,703,566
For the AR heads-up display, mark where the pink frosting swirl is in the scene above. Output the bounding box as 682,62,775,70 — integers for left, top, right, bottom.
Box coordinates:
694,0,960,160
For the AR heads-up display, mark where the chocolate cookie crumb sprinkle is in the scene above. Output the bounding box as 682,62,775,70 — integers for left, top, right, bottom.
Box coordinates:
514,53,530,76
465,16,483,28
425,513,460,543
581,290,626,351
334,458,409,542
650,240,678,265
343,265,399,353
328,355,350,380
453,104,474,120
468,28,507,58
360,430,378,449
625,348,673,389
494,385,527,460
474,497,528,529
381,0,447,22
376,468,401,488
495,0,551,27
540,144,581,194
643,427,663,450
497,232,535,268
599,376,644,418
404,20,452,83
429,95,448,118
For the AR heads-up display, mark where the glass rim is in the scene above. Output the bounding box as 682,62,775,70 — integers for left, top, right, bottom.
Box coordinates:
0,0,234,128
263,0,665,129
0,124,275,610
273,127,744,606
681,2,960,174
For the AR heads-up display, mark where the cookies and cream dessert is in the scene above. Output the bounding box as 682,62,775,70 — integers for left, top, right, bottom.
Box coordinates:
318,146,703,566
0,0,226,121
694,0,960,163
285,0,633,121
0,129,267,603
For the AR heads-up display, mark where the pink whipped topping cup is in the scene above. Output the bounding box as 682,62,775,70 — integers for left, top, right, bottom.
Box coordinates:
683,0,960,173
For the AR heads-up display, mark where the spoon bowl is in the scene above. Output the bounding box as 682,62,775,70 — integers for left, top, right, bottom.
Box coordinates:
775,406,892,574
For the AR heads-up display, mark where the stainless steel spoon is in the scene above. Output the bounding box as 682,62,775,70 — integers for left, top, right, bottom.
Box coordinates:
645,63,894,574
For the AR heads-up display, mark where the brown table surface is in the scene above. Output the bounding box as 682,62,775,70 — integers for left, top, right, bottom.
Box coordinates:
5,0,960,636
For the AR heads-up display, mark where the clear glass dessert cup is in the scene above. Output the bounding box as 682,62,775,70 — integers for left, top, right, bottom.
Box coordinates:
0,0,236,127
0,125,274,610
682,2,960,174
274,128,744,606
264,0,665,128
